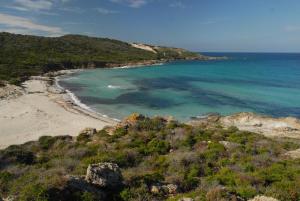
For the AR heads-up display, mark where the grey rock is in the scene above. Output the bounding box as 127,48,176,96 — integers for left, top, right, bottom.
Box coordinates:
66,175,106,201
162,184,178,194
85,163,122,188
79,128,97,136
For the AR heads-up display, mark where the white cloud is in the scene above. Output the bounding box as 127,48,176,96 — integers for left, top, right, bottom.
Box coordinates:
7,0,72,13
96,7,118,15
0,13,65,35
110,0,147,8
14,0,53,11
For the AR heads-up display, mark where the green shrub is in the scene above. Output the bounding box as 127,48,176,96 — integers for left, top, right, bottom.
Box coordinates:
0,171,13,195
18,184,49,201
3,146,35,164
38,136,56,150
145,139,170,155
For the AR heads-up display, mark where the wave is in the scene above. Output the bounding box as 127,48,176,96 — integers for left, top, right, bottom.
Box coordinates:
107,85,122,89
55,77,121,122
112,62,165,69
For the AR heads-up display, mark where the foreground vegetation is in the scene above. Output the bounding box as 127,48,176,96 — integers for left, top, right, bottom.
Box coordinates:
0,32,201,85
0,114,299,201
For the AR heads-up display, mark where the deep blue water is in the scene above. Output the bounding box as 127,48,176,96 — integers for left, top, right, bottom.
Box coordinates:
59,53,300,121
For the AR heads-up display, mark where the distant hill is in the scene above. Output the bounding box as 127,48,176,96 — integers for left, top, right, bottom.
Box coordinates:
0,32,205,84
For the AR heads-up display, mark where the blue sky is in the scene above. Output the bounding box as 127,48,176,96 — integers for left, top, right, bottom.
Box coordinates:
0,0,300,52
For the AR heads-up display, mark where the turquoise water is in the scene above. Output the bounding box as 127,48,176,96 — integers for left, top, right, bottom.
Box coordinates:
59,53,300,121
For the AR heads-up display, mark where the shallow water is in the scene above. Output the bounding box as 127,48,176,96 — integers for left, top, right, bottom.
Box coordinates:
59,53,300,121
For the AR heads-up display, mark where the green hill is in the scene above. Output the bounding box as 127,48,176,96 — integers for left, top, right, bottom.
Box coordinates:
0,32,203,85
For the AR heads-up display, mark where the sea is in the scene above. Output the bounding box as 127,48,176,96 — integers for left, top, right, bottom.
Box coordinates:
58,53,300,121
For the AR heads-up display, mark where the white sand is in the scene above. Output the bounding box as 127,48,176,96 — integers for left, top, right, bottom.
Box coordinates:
131,43,157,53
0,79,117,149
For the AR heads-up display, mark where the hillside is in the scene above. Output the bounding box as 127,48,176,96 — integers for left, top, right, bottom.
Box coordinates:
0,114,299,201
0,33,206,85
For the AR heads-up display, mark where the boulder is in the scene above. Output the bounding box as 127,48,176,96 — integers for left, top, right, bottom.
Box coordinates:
66,175,106,200
79,128,97,136
162,184,178,194
85,163,122,188
150,183,178,195
248,195,279,201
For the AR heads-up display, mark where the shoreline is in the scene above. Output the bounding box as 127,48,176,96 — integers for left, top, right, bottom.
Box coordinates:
0,73,117,149
54,72,121,122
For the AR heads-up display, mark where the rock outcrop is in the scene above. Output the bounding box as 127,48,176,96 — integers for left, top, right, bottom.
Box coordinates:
190,112,300,139
85,163,122,188
284,148,300,159
0,84,24,100
66,175,106,200
248,195,279,201
220,112,300,139
79,128,97,136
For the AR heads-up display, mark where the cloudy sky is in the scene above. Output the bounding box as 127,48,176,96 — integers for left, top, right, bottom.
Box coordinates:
0,0,300,52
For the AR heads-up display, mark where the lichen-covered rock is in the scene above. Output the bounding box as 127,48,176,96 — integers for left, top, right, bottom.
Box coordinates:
162,184,178,194
248,195,279,201
85,163,122,188
150,183,178,195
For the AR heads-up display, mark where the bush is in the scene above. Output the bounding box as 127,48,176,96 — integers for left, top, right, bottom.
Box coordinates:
2,146,35,164
18,184,49,201
145,139,170,155
0,171,13,195
38,136,56,150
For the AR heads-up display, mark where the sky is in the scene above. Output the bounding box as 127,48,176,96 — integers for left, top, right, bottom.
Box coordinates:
0,0,300,52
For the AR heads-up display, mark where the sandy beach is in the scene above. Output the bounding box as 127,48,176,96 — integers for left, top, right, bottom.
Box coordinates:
0,76,117,149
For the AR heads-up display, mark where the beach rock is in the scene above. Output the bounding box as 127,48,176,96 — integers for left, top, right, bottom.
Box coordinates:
0,84,24,100
248,195,279,201
85,163,122,188
218,112,300,139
